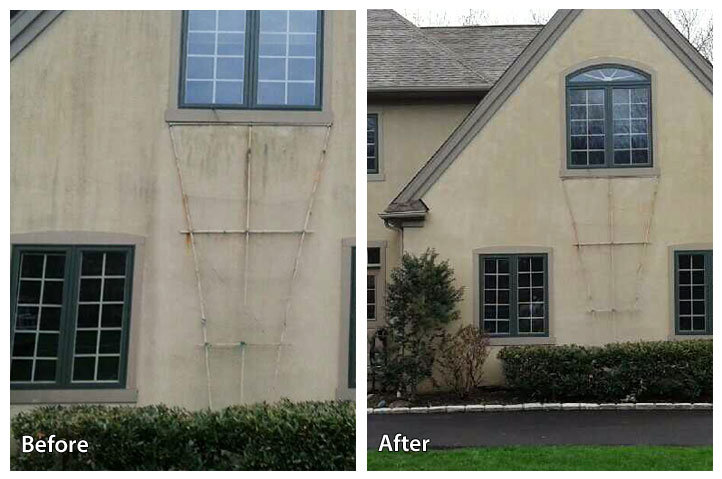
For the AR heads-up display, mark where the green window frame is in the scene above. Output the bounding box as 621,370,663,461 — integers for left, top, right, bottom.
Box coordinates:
348,246,355,389
566,65,653,169
674,250,712,335
479,253,549,337
367,114,379,174
10,245,134,390
179,10,324,111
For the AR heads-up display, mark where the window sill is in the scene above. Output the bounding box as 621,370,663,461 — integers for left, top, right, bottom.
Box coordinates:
164,107,333,126
367,172,385,182
11,388,138,405
560,166,660,179
668,335,712,341
488,336,556,346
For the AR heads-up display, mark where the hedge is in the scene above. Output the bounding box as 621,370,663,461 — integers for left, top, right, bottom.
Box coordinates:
11,400,355,471
498,339,712,402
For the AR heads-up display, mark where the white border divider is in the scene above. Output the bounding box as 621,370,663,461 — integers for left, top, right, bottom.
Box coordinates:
368,402,713,414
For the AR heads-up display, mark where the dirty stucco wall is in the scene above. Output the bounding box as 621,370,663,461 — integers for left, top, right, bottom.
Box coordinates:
11,10,356,410
403,10,712,384
366,101,475,336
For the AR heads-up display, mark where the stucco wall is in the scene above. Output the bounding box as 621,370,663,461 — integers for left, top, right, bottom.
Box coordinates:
366,101,475,328
403,10,712,384
11,10,355,410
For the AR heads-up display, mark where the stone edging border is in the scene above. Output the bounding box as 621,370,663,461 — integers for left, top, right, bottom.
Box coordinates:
368,402,713,414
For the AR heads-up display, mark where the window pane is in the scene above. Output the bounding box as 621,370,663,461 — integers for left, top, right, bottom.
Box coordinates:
613,87,649,166
569,89,605,168
34,360,56,381
367,274,376,320
256,11,319,107
188,10,215,30
368,247,381,265
20,254,44,278
183,11,247,106
40,307,61,331
72,250,131,383
15,306,39,330
482,257,510,335
215,81,244,104
185,81,213,104
287,83,315,106
12,251,68,385
569,67,647,83
97,357,120,381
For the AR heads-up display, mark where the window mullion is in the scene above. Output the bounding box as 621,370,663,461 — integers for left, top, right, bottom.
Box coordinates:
510,255,518,337
247,11,259,109
58,247,79,386
605,85,613,168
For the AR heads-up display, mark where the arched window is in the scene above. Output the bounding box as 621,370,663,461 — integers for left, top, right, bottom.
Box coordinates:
566,65,652,169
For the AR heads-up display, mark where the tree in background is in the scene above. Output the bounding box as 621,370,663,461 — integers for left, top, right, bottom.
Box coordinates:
383,249,464,398
401,9,712,62
663,9,713,62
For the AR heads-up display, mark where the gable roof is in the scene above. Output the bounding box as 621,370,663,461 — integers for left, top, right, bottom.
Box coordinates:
384,9,713,218
422,25,543,85
10,10,63,61
368,9,491,92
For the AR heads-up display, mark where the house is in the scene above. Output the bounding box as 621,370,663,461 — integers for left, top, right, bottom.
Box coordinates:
10,10,356,411
367,9,711,386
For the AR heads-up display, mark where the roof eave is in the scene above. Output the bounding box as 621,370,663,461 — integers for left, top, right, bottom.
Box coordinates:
10,10,63,61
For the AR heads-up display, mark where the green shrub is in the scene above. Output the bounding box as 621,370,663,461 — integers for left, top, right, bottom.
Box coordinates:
498,339,712,402
11,400,355,471
384,249,464,397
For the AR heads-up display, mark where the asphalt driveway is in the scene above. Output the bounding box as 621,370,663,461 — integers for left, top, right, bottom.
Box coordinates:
368,411,712,449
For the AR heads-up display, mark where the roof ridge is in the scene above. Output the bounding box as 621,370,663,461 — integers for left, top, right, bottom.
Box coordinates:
391,10,493,86
421,24,544,29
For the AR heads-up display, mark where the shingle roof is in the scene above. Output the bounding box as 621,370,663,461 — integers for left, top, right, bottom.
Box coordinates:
422,25,543,84
367,9,491,91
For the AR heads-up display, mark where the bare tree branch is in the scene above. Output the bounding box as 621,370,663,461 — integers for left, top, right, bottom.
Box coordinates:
663,9,713,62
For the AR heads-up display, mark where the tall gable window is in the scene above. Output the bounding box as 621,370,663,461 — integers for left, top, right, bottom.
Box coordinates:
180,10,323,110
566,65,652,169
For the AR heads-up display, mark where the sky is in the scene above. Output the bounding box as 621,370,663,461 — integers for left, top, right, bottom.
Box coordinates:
399,9,555,26
399,9,712,28
398,9,713,62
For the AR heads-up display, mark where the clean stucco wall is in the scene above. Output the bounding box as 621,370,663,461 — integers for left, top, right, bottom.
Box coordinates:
11,10,355,410
403,10,712,384
366,101,475,330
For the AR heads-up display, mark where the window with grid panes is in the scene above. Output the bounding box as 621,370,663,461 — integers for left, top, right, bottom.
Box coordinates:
567,65,652,168
180,10,323,109
367,114,378,174
10,246,134,389
675,250,712,335
480,254,548,336
367,247,381,321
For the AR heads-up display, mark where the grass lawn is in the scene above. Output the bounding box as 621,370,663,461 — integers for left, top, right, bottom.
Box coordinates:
368,445,713,471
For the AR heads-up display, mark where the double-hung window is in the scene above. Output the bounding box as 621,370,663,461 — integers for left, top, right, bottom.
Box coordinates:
480,254,548,336
11,246,134,389
566,65,652,168
674,250,712,335
367,114,379,174
180,10,323,109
